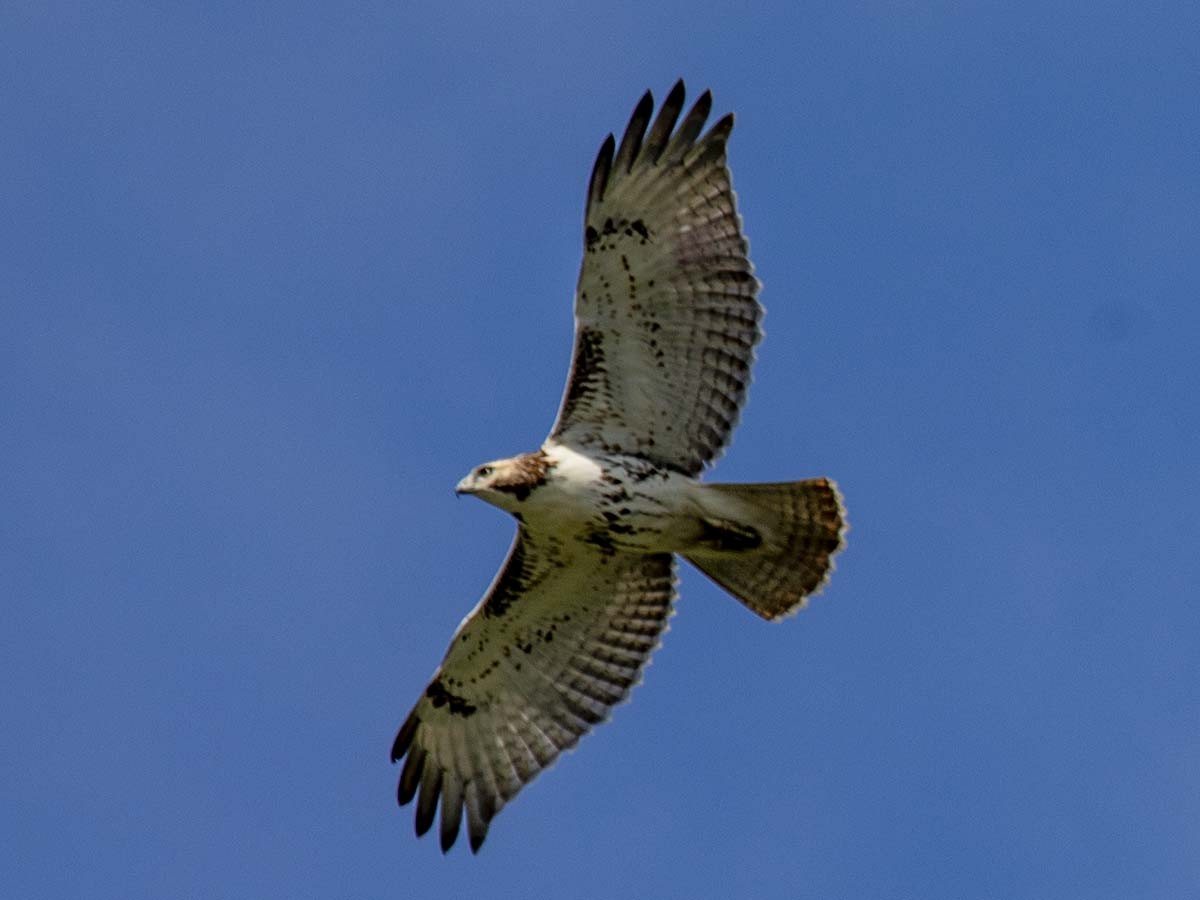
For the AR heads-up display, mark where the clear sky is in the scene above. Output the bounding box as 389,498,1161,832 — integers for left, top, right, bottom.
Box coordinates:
3,3,1198,898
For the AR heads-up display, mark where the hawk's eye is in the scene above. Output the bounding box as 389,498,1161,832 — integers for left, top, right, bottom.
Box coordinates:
477,466,494,478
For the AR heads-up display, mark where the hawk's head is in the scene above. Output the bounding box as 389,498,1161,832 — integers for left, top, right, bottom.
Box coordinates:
455,451,553,510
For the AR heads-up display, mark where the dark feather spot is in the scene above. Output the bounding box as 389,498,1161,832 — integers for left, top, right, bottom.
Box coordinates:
583,530,618,557
425,679,478,717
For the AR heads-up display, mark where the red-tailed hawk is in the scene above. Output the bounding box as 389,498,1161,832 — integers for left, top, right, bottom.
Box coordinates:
392,81,846,853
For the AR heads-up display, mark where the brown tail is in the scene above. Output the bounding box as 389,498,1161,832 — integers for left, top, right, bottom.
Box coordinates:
683,478,846,621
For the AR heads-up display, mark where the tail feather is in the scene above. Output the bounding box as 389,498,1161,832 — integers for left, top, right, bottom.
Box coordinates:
683,478,846,621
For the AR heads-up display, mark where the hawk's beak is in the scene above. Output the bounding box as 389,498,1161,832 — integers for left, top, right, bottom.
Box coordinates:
454,477,475,496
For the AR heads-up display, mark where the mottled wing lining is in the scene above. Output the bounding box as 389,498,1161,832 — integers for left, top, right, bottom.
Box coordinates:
392,534,676,853
551,80,763,476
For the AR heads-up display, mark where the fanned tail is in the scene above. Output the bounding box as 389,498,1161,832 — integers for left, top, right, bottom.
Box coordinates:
683,479,846,620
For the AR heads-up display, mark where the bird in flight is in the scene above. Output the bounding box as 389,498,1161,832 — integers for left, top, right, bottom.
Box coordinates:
392,81,846,853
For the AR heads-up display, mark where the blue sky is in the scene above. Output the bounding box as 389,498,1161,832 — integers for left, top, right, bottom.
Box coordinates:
3,2,1198,898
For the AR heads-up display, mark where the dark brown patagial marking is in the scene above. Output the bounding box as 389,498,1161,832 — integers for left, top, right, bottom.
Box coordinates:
481,533,529,619
558,327,608,424
480,522,563,620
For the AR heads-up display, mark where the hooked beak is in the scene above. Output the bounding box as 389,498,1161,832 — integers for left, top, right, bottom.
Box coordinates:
454,476,475,496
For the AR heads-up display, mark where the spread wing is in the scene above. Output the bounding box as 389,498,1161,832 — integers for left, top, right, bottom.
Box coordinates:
391,529,676,853
549,80,763,476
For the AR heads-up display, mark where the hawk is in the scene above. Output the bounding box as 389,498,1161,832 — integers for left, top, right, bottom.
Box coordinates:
392,81,846,853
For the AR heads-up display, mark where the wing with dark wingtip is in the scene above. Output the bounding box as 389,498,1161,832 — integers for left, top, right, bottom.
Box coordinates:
391,529,676,853
548,81,763,475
